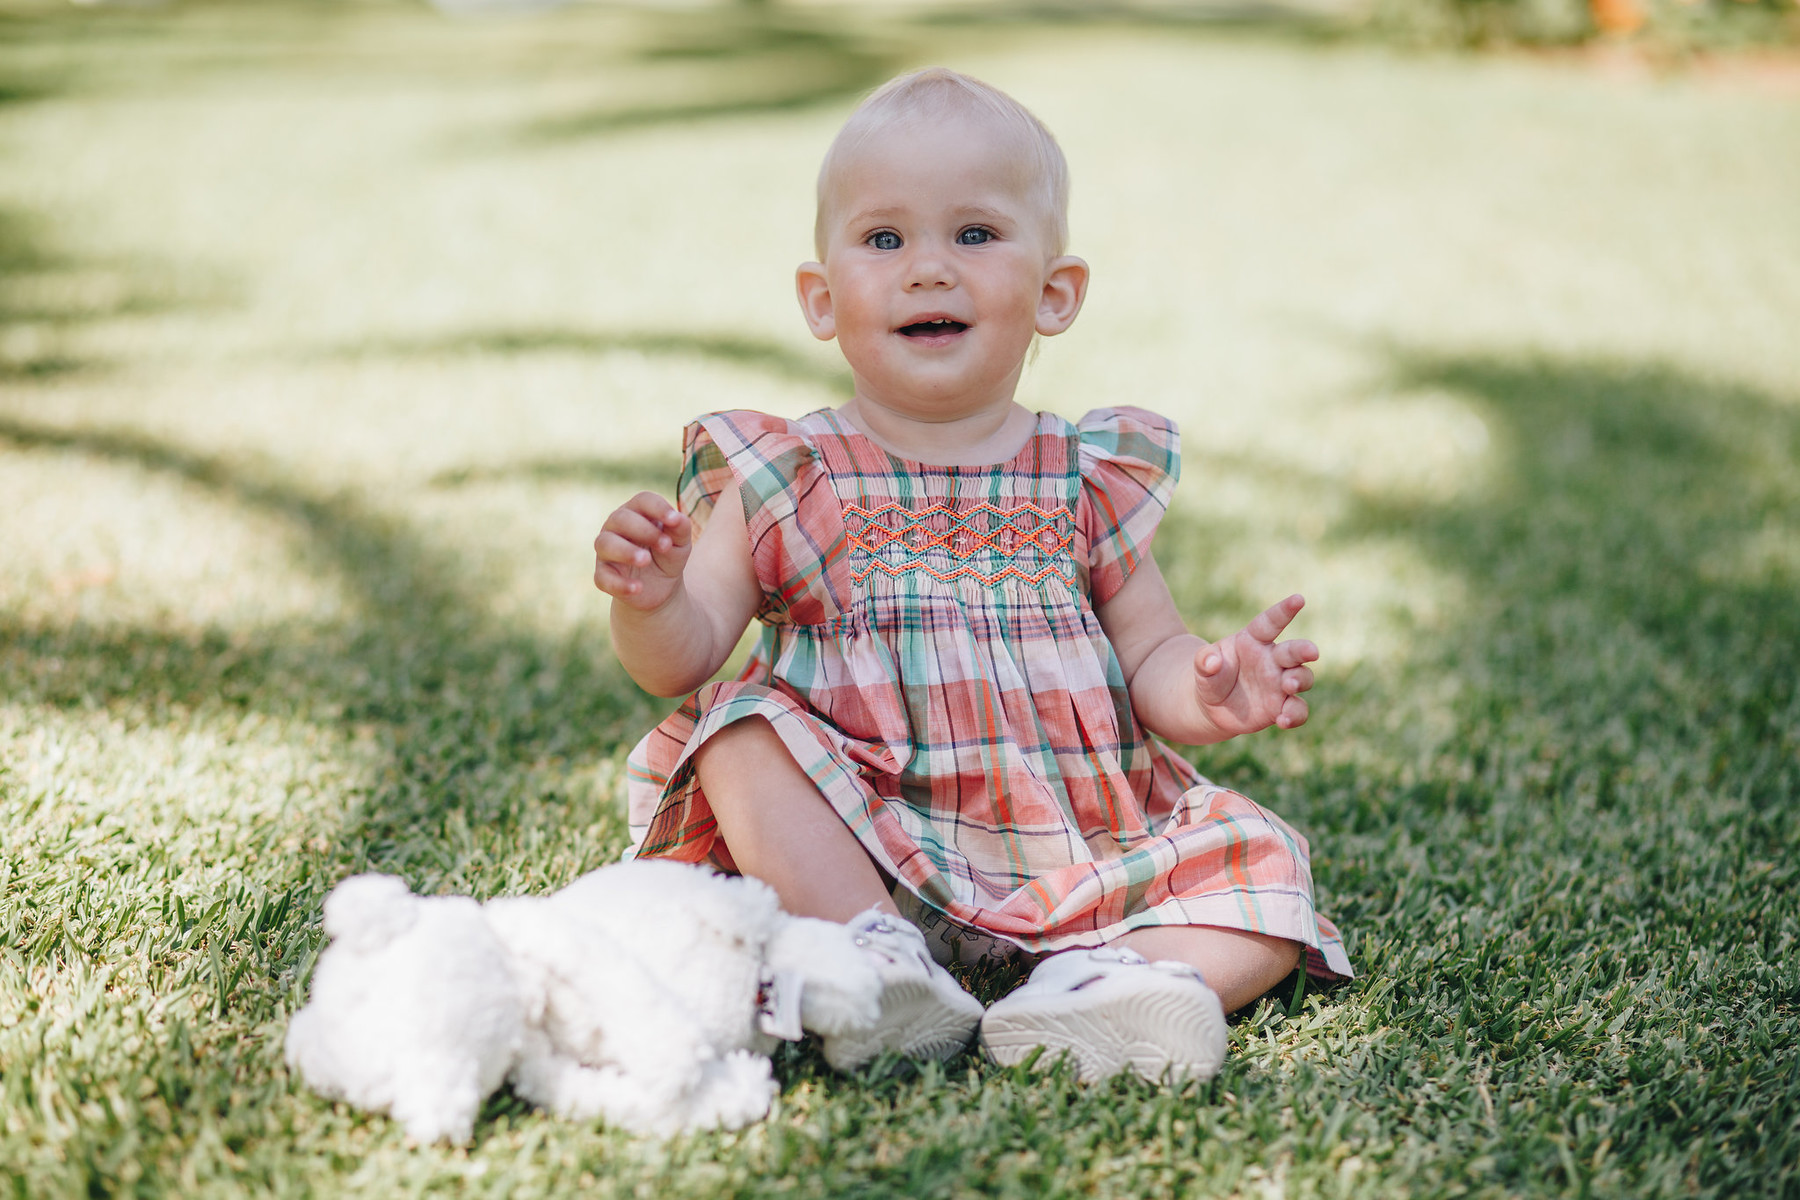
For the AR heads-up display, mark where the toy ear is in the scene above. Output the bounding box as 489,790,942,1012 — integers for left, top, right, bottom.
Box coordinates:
321,874,418,952
766,917,882,1036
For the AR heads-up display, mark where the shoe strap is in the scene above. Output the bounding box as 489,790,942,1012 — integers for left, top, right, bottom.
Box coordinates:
1027,946,1210,991
1148,959,1210,987
847,908,933,972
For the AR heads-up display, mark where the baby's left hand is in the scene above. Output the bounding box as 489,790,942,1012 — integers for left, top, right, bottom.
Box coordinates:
1194,594,1318,737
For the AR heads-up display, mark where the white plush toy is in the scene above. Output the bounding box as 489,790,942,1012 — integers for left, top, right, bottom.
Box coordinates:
284,859,886,1142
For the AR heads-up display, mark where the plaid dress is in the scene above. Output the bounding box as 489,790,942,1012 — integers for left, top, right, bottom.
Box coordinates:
625,407,1352,980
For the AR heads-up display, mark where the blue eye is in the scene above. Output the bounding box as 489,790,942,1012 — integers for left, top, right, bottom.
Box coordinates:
868,230,901,251
958,227,994,245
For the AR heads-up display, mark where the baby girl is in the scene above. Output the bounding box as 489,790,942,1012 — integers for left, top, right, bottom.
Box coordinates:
594,67,1351,1084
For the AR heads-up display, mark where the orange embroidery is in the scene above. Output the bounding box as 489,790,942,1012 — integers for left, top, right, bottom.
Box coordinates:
844,501,1076,587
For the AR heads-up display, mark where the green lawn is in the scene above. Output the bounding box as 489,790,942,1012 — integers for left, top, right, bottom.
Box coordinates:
2,2,1797,1196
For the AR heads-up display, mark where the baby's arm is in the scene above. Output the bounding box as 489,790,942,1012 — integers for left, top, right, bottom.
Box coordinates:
1097,551,1317,745
593,481,761,698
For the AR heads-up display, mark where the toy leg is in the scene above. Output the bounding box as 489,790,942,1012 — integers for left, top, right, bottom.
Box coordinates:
692,717,898,923
1112,925,1302,1014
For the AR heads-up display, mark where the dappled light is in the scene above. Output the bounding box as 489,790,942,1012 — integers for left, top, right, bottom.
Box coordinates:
2,2,1796,1195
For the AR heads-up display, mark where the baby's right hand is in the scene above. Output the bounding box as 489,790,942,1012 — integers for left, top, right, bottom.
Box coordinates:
593,492,694,612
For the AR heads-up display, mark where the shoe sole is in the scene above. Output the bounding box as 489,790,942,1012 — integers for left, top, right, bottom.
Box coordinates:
824,974,983,1070
979,972,1227,1084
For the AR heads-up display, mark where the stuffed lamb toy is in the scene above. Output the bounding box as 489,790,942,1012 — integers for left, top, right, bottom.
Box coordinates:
284,859,885,1142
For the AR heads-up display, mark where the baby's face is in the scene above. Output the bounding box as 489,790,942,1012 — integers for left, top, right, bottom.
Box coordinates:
801,116,1073,419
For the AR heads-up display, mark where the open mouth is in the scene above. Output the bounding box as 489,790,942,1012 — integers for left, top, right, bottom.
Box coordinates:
898,318,969,338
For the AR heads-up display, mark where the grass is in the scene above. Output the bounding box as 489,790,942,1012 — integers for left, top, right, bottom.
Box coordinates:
2,1,1798,1196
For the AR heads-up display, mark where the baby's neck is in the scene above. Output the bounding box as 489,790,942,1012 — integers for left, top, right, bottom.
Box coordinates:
839,397,1038,468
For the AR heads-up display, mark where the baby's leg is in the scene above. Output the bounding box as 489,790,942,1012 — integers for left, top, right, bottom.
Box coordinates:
1113,926,1301,1015
693,717,982,1067
691,717,899,923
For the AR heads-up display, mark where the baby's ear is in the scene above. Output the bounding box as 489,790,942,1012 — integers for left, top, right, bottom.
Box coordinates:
795,262,836,342
1036,255,1089,337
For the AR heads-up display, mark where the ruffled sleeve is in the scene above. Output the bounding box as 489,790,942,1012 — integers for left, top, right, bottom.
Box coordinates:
1075,406,1181,606
679,411,839,625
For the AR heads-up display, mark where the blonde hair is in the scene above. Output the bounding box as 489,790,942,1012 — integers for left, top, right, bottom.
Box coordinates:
813,67,1071,259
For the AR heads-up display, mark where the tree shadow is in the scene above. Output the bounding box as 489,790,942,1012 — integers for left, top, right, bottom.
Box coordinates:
512,38,898,143
4,0,899,150
1292,347,1800,1056
916,0,1337,32
0,202,240,378
0,0,351,109
0,414,670,887
346,326,850,393
0,206,101,379
1345,349,1799,756
431,453,681,493
493,1,1332,148
0,8,78,108
424,5,907,150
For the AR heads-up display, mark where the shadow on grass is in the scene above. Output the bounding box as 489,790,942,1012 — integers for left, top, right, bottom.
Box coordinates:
1165,348,1800,1026
500,0,1334,147
0,415,668,885
1181,350,1800,1194
1302,350,1795,1063
1353,349,1799,762
0,0,1348,152
0,206,105,379
1,0,903,149
1295,347,1800,907
515,50,897,144
347,327,850,393
916,0,1338,31
430,5,909,149
0,202,241,379
432,453,681,493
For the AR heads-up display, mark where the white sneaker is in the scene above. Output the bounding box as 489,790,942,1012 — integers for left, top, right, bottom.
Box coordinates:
979,947,1227,1084
819,910,985,1071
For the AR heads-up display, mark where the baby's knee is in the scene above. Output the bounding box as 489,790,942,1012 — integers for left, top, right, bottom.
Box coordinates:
691,719,799,811
1265,933,1303,974
692,716,780,770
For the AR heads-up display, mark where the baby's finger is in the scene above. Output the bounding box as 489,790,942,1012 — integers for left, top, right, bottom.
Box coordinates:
593,529,653,569
593,561,644,598
1272,639,1319,669
1282,665,1315,695
659,508,694,547
1274,695,1309,730
1193,643,1236,703
1244,594,1305,644
604,507,676,554
620,490,680,523
646,521,695,577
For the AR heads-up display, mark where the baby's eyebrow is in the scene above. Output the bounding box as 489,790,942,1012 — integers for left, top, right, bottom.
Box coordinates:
953,205,1014,224
844,203,1020,229
847,206,909,225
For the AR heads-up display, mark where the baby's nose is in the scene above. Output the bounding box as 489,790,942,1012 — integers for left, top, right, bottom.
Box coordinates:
905,249,956,289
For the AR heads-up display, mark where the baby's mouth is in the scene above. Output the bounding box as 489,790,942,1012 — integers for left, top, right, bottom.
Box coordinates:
897,319,970,338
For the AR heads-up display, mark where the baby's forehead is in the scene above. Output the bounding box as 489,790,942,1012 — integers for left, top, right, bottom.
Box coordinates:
827,109,1038,183
820,125,1047,227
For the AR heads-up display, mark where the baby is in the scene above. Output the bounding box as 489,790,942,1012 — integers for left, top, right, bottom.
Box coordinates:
595,68,1352,1084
